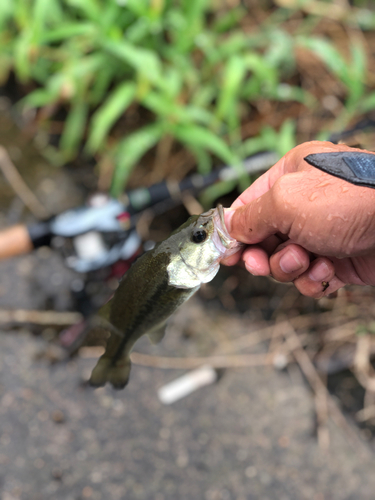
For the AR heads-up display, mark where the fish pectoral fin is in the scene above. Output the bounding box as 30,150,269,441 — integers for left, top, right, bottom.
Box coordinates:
147,324,167,345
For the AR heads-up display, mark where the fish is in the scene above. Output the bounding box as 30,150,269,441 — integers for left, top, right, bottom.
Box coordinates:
89,204,242,389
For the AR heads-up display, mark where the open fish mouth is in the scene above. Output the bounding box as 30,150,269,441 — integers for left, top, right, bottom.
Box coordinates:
212,204,243,258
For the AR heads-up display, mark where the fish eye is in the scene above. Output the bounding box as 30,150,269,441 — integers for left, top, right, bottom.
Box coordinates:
192,229,207,244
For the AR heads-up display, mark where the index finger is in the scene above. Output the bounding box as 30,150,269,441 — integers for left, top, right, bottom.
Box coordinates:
231,140,353,208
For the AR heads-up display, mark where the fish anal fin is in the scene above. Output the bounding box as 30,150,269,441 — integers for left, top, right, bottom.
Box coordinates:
147,324,167,345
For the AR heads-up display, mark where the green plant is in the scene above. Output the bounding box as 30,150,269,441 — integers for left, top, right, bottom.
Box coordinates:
0,1,375,197
297,36,367,128
0,0,302,195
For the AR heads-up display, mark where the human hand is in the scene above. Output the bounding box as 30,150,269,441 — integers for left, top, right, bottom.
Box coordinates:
223,141,375,298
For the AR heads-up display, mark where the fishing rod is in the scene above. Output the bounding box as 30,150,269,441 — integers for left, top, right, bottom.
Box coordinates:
0,151,278,273
1,112,374,273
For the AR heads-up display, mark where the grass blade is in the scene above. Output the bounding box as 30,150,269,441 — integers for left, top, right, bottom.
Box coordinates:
60,98,89,158
111,123,165,196
87,82,137,153
173,124,237,165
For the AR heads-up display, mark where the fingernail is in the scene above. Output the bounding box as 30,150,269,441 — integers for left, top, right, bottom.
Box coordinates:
279,250,303,274
308,261,330,282
223,208,235,233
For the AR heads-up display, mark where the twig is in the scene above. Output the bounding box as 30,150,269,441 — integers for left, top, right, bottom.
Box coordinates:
130,351,275,369
282,322,330,451
0,309,82,325
356,404,375,423
323,320,360,342
0,145,49,219
353,334,375,392
182,193,204,216
274,0,358,21
282,321,370,456
222,311,356,355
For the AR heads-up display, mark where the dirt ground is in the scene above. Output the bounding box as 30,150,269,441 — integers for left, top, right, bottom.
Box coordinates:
0,106,375,500
1,251,375,500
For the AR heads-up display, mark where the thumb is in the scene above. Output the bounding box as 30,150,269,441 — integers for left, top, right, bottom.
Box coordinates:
225,188,288,244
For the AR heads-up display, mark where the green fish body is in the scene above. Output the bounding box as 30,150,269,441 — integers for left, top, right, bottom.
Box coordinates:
89,205,242,389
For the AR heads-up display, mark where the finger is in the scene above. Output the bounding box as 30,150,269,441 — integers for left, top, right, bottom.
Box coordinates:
295,274,345,298
241,246,271,276
231,141,360,208
224,234,283,273
221,248,244,267
269,243,310,283
331,256,371,286
231,141,354,208
293,258,344,298
225,184,290,244
225,141,365,244
230,162,282,208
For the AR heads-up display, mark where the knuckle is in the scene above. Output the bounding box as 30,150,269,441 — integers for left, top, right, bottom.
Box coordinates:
271,176,288,206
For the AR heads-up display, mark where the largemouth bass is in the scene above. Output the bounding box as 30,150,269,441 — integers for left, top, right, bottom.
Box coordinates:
89,204,242,389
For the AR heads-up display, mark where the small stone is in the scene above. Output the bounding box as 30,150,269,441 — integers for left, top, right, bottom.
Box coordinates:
51,410,65,424
51,468,63,481
82,486,93,498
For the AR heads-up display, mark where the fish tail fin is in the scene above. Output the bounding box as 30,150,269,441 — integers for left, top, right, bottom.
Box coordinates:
89,354,131,389
88,318,132,390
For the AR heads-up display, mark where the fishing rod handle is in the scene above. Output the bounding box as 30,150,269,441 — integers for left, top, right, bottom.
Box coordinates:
0,220,53,260
0,224,34,259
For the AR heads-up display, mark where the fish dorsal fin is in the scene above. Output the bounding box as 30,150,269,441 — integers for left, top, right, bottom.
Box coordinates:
147,324,167,345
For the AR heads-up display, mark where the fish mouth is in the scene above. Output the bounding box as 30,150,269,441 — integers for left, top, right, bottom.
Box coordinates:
213,204,241,253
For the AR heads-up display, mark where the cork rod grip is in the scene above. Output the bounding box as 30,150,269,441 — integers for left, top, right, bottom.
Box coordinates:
0,224,34,259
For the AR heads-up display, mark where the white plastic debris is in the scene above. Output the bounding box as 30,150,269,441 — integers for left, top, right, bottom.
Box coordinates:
157,365,217,405
273,352,288,370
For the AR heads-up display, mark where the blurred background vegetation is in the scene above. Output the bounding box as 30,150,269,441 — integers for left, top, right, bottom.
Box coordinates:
1,0,375,199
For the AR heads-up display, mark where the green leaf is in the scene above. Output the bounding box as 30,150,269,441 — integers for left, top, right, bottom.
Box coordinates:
14,30,32,82
298,36,366,110
103,39,163,87
216,55,247,126
65,0,102,23
212,6,246,33
87,82,137,153
273,84,314,105
31,0,54,43
186,145,212,175
22,88,57,107
298,37,348,80
346,41,366,107
111,123,165,196
89,65,116,105
199,180,237,209
60,99,89,158
277,119,296,157
240,135,271,158
40,22,96,43
244,53,278,94
0,0,14,23
173,124,237,165
358,91,375,114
